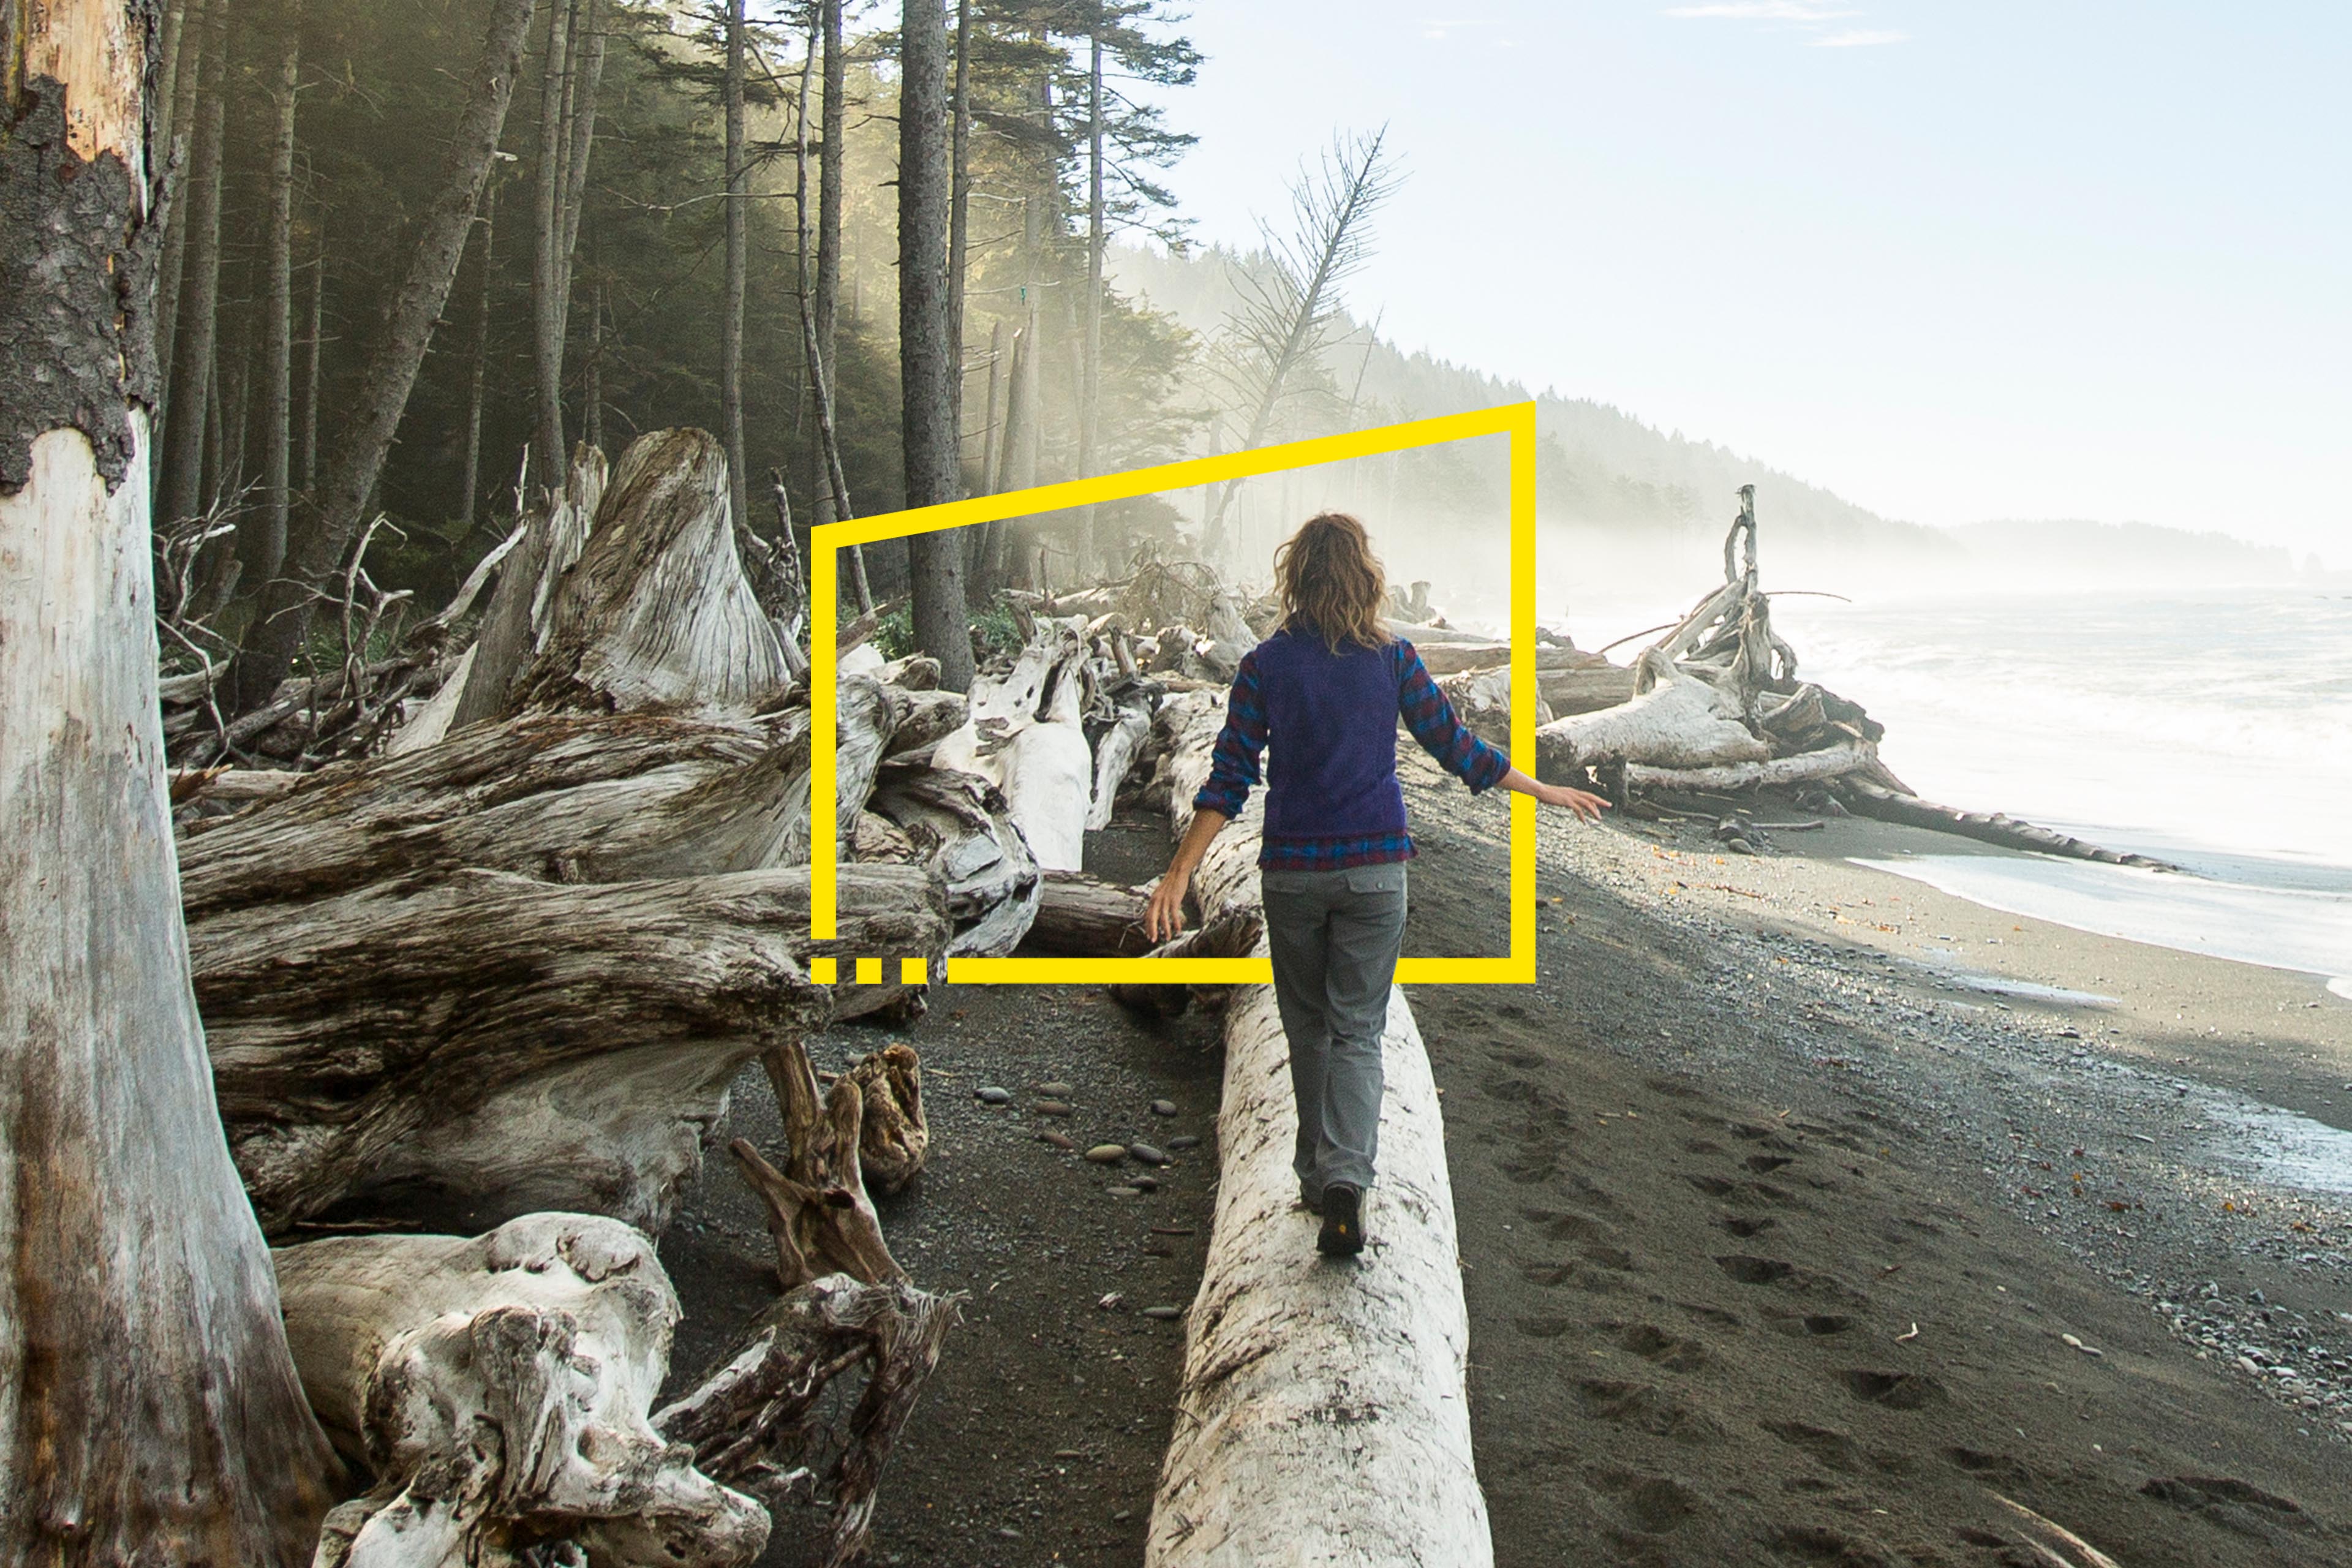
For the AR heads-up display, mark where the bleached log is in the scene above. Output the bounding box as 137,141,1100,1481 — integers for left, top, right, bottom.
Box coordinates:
1410,640,1593,677
867,767,1041,957
1087,697,1152,829
194,864,948,1235
1436,665,1551,750
1144,689,1492,1567
998,649,1093,871
1623,737,1877,793
1839,777,2180,871
277,1212,768,1567
177,712,816,910
1533,659,1770,779
1026,870,1154,957
1536,662,1637,716
511,428,787,717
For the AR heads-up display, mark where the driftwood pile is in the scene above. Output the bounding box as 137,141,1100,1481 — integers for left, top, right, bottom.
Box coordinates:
1528,488,2177,869
171,428,1020,1566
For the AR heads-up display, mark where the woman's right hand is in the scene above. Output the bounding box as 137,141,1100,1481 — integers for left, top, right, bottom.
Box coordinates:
1533,780,1611,823
1144,867,1191,944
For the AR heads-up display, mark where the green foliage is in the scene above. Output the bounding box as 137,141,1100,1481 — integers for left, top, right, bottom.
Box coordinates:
868,600,916,661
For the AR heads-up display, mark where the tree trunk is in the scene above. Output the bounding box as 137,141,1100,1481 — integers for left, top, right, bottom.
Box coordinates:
1080,26,1105,568
246,10,300,593
458,181,496,529
160,0,226,526
721,0,748,538
298,206,324,496
899,0,973,690
530,0,574,490
232,0,537,713
814,0,843,531
948,0,971,468
0,10,338,1556
448,440,606,728
151,0,206,450
195,862,945,1235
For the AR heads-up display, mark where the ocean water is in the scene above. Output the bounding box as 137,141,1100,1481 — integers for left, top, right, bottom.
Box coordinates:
1576,586,2352,989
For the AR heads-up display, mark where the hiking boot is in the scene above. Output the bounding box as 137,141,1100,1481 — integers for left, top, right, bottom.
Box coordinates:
1316,1184,1364,1258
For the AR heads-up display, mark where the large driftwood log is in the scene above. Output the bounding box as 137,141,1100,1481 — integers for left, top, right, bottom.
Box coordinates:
1536,662,1637,716
279,1213,768,1567
1839,777,2181,870
867,766,1041,957
197,865,948,1235
1142,692,1493,1567
1026,869,1154,957
1534,659,1770,778
1624,737,1878,793
513,428,788,717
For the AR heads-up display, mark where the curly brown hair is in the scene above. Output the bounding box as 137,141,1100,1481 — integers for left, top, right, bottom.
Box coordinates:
1275,511,1392,653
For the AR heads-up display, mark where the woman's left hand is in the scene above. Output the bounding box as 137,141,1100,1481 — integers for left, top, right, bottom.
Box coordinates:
1144,867,1192,943
1532,781,1611,823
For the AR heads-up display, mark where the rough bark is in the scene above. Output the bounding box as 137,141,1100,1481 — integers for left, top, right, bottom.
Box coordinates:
232,0,537,712
899,0,974,692
194,864,947,1235
158,0,225,524
720,0,748,537
245,9,300,592
530,0,575,488
511,428,788,717
278,1213,769,1567
1026,869,1154,957
1,9,339,1554
1139,691,1494,1567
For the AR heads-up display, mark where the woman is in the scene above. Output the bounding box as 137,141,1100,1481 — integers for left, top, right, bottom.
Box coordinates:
1144,513,1608,1259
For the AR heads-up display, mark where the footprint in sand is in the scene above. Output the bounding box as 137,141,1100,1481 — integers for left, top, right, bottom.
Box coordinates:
1610,1321,1711,1371
1573,1379,1721,1442
1586,1467,1699,1534
1762,1309,1853,1338
1718,1215,1777,1238
1839,1368,1947,1410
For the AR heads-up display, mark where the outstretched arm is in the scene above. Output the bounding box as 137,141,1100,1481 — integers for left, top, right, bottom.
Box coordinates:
1150,655,1267,941
1496,766,1610,823
1394,643,1609,821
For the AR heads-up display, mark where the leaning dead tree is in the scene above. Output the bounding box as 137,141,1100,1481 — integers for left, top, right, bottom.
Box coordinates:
174,427,1029,1560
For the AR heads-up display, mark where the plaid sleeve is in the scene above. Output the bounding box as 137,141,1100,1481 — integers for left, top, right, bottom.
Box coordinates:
1191,650,1267,820
1393,640,1509,793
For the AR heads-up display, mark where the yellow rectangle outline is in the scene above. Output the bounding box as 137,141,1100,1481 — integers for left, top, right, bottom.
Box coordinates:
811,401,1538,986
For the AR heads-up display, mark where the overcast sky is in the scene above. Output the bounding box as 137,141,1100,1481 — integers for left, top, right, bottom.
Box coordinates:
1129,2,2349,565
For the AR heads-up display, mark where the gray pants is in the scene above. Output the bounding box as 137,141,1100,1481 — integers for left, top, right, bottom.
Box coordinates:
1261,862,1408,1202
